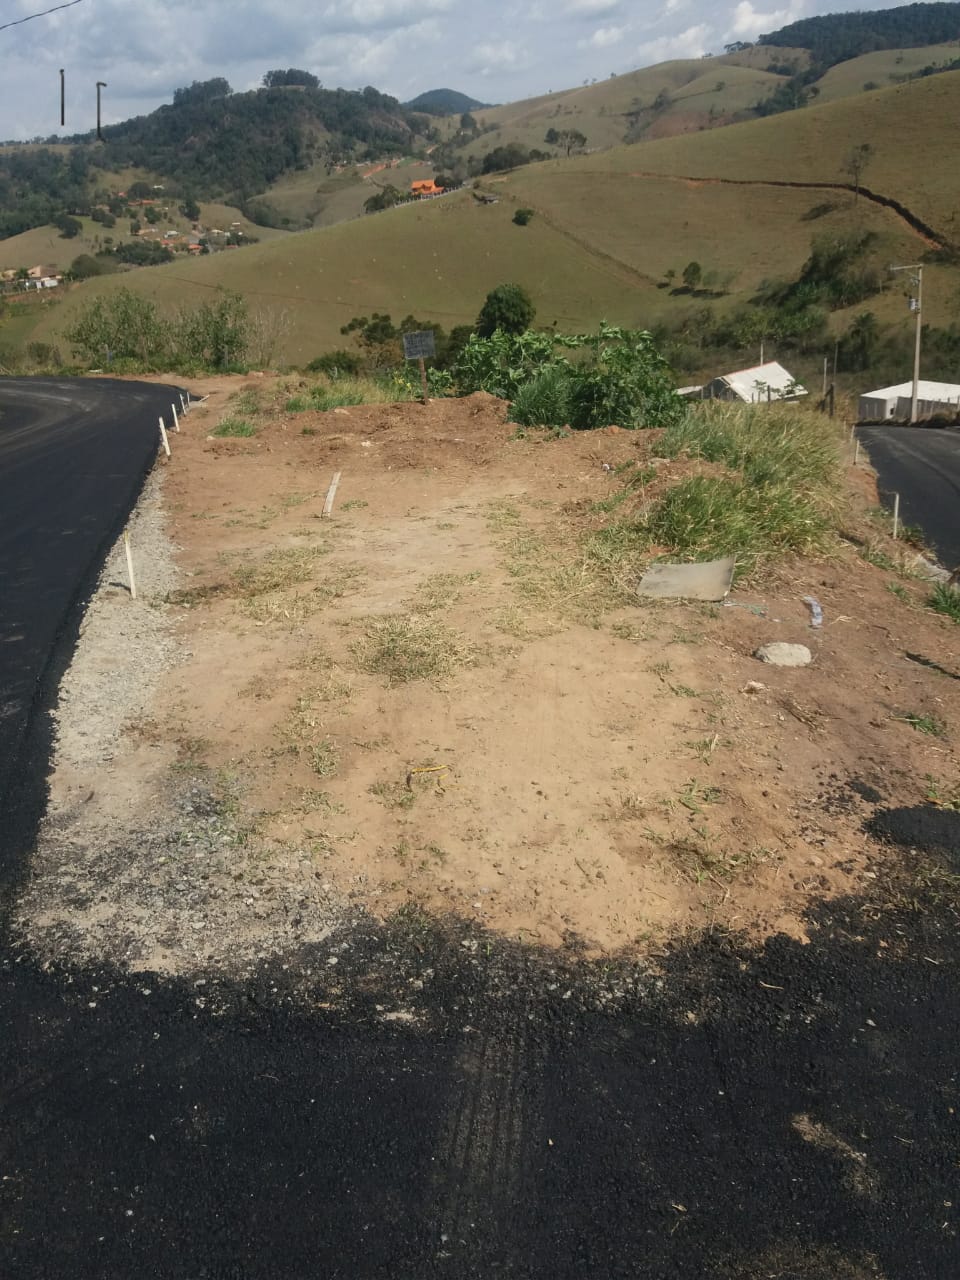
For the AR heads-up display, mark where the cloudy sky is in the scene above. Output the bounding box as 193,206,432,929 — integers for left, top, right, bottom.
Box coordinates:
1,0,904,139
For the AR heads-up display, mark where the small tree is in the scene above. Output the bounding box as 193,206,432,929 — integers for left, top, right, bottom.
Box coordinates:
475,284,536,337
56,214,82,239
513,208,534,226
843,142,873,204
180,195,201,221
682,261,702,290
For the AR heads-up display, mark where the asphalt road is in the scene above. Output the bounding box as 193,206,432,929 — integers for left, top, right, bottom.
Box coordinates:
0,382,958,1278
858,426,960,568
0,377,177,864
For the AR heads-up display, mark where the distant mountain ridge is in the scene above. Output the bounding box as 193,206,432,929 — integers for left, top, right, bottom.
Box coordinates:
404,89,491,115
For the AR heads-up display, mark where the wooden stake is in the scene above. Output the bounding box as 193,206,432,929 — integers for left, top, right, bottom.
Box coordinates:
123,530,137,599
171,403,180,433
418,356,428,405
180,392,186,413
892,492,900,540
159,416,171,457
854,439,861,466
322,471,342,518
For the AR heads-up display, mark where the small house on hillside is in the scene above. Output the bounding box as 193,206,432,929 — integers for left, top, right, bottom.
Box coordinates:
410,179,442,197
699,361,807,404
858,379,960,420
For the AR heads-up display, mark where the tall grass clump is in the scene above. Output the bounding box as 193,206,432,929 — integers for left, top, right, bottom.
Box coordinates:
928,582,960,623
285,375,415,413
590,403,844,578
509,365,574,428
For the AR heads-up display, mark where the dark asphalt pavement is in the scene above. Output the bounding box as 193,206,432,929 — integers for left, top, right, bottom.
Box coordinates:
858,426,960,568
0,377,178,864
0,383,958,1278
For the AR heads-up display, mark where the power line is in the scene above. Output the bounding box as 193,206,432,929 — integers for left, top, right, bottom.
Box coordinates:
0,0,84,33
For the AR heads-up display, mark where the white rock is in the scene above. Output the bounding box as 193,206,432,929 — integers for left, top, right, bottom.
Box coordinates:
755,642,813,667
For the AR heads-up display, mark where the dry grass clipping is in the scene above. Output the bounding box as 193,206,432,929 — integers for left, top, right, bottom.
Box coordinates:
351,613,481,684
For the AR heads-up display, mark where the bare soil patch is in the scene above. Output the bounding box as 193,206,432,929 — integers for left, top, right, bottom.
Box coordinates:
17,376,960,972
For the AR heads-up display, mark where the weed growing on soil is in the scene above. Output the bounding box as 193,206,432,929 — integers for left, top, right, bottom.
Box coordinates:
239,565,363,625
213,416,257,438
229,388,263,416
860,542,897,571
310,738,341,777
924,774,960,808
410,571,480,612
351,614,481,684
672,837,772,884
887,582,910,602
369,779,416,810
231,546,330,596
927,582,960,623
894,711,947,737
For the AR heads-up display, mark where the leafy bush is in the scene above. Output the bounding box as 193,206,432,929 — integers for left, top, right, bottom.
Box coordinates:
513,208,534,226
454,323,684,430
565,326,685,431
306,349,363,377
453,329,562,399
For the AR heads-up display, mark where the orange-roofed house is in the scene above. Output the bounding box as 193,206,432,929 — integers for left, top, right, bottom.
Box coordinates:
410,180,441,197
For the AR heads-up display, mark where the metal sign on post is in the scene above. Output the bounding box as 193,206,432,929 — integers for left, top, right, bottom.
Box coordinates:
402,330,436,403
402,330,436,360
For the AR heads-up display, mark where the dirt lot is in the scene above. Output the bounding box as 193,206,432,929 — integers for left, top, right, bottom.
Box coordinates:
16,375,960,973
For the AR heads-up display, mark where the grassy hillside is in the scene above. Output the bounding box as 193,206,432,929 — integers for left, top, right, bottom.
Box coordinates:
814,40,960,101
30,192,656,362
600,70,960,242
445,52,798,159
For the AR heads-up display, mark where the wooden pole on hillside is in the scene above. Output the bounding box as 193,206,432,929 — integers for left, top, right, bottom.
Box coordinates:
418,357,428,405
60,70,65,127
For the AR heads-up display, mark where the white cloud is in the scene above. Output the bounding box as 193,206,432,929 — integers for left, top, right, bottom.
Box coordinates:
665,0,690,14
465,40,530,77
321,0,454,32
635,22,710,63
580,25,627,49
565,0,622,16
725,0,804,40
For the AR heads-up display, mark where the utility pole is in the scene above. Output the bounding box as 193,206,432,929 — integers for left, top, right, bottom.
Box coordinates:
890,263,923,423
95,80,106,140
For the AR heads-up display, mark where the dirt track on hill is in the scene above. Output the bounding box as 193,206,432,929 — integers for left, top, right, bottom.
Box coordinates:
626,170,946,249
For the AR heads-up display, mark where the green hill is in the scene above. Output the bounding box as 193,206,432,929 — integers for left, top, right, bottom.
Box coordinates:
404,90,490,115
